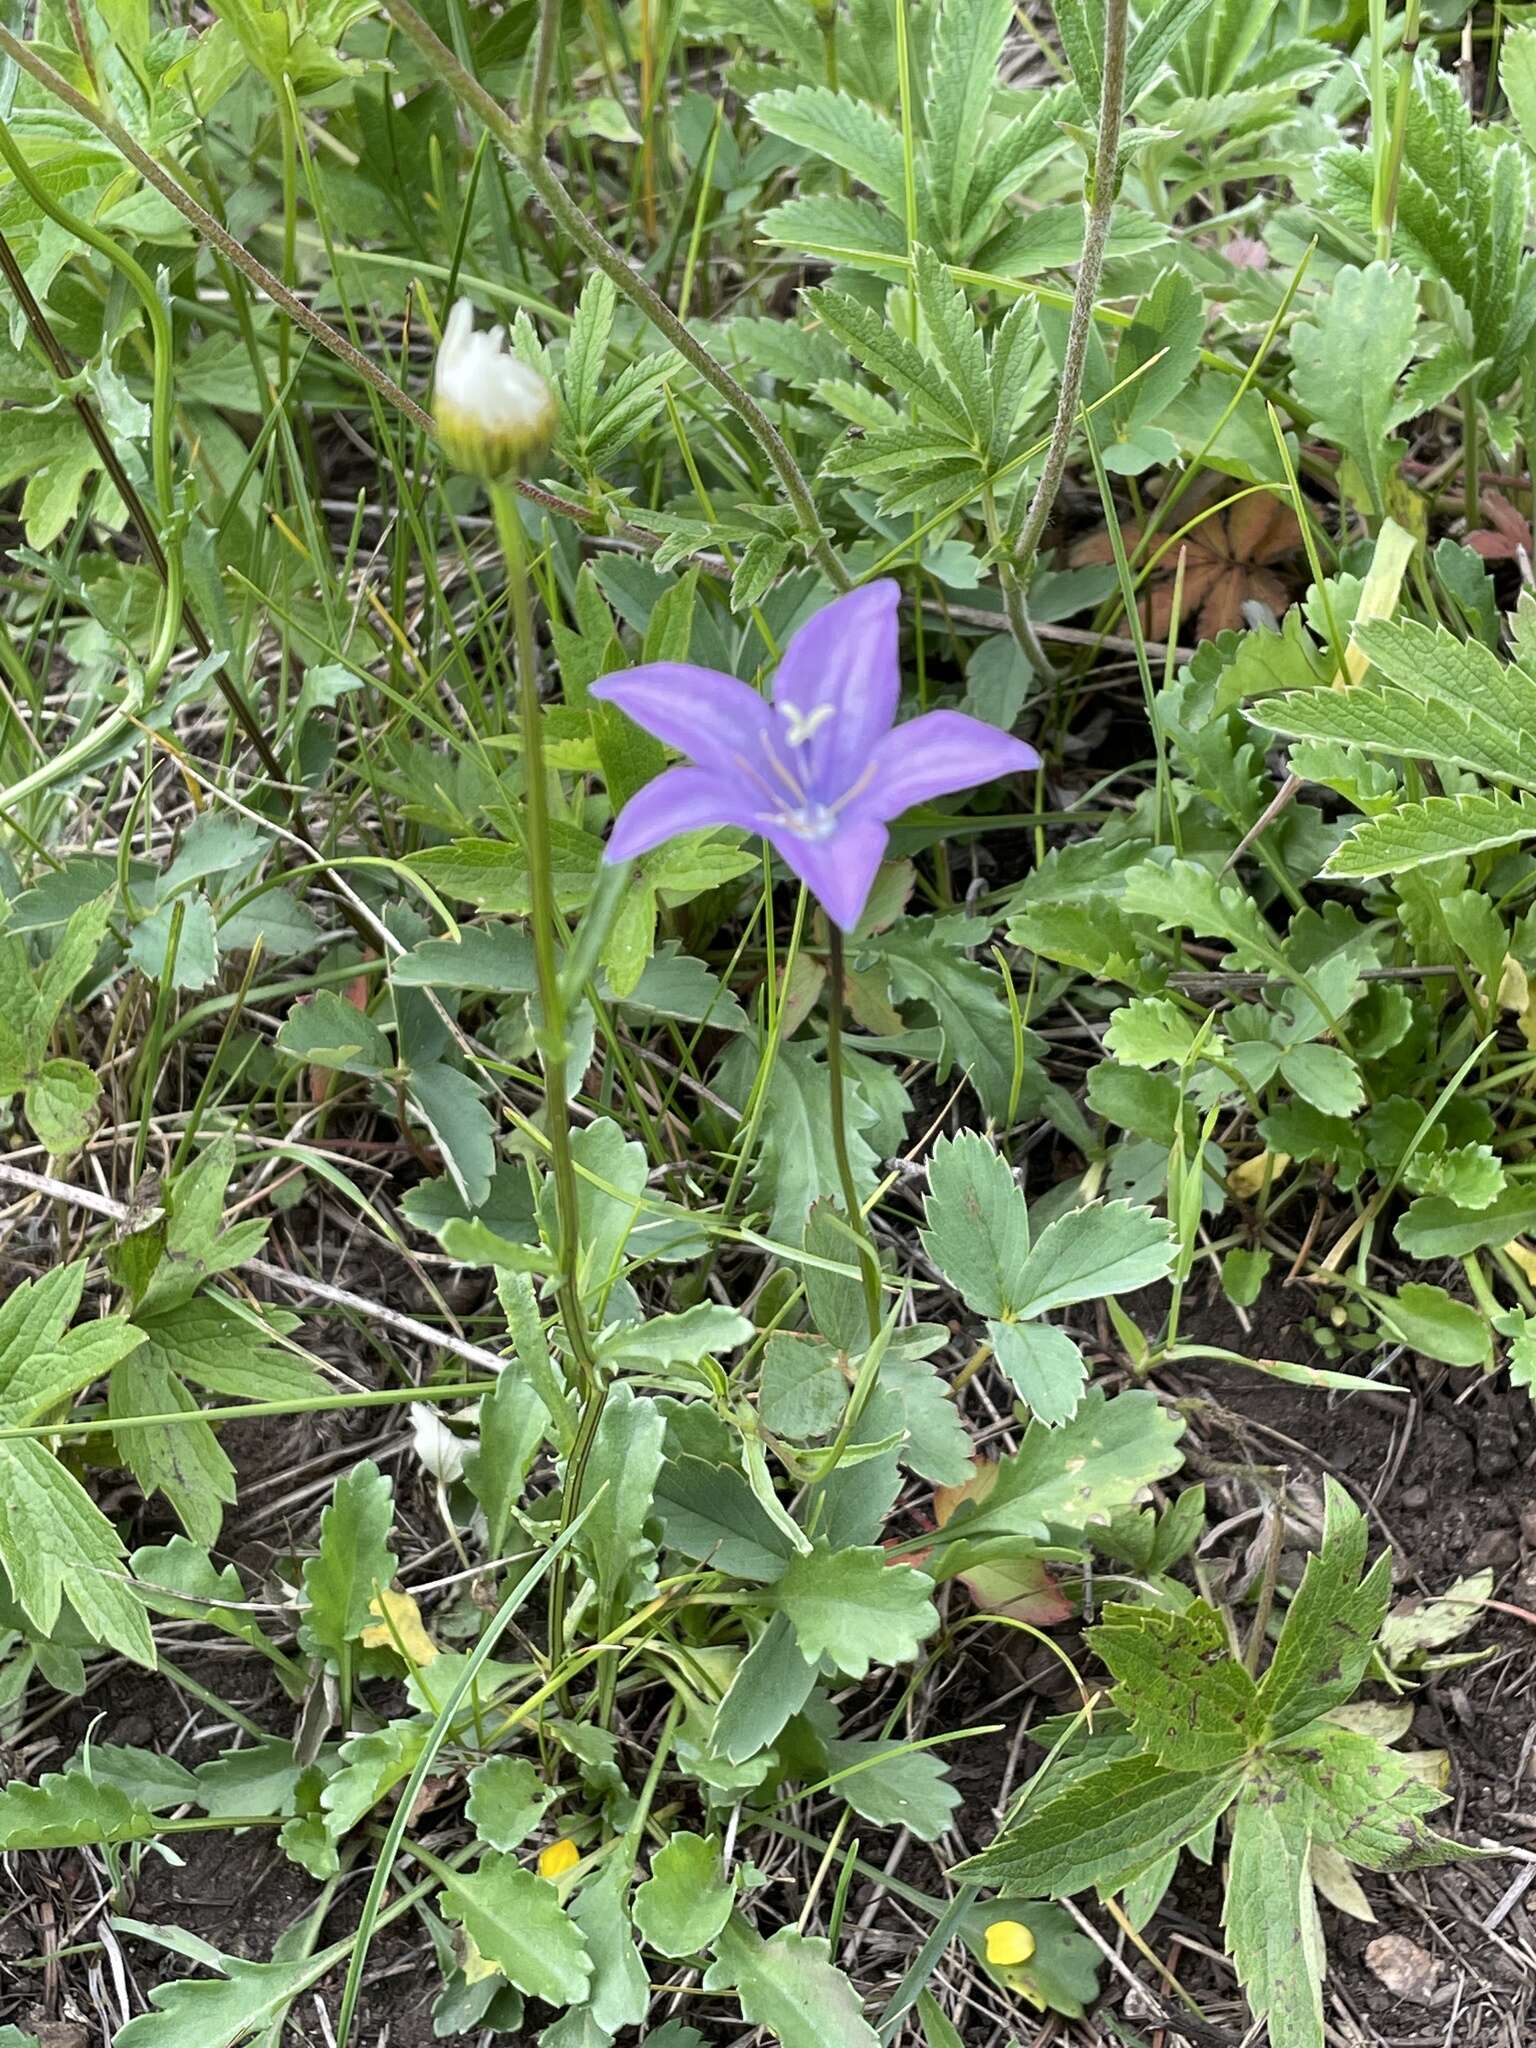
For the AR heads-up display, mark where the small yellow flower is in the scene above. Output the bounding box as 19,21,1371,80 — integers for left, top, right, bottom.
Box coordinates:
434,299,558,481
984,1919,1036,1968
538,1836,580,1880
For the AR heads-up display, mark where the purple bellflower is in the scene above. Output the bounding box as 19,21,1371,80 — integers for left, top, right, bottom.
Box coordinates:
589,580,1041,932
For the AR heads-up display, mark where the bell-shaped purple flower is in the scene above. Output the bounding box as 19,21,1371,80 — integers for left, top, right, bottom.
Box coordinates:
590,580,1040,931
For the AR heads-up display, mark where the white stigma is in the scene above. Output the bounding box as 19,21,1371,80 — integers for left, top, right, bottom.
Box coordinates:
777,701,836,749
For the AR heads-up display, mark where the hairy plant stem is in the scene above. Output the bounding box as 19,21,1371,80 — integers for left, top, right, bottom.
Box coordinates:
490,483,600,1682
1005,0,1130,673
826,927,883,1345
376,0,850,594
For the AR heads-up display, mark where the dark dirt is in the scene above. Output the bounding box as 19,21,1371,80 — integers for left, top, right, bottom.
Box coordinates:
9,1276,1536,2045
925,1280,1536,2044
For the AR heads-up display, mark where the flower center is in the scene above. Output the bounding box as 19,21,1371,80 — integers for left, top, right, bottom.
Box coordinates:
773,801,840,841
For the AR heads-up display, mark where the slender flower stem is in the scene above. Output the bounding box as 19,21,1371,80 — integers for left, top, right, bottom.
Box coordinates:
490,484,602,1684
826,927,883,1345
375,0,850,595
490,486,594,1380
1005,0,1130,673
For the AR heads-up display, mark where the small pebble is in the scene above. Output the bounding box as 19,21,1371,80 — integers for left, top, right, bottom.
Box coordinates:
1399,1485,1430,1511
1465,1528,1520,1572
1365,1933,1442,2007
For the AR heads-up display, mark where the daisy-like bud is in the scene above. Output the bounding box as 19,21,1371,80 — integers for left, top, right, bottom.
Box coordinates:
434,299,558,481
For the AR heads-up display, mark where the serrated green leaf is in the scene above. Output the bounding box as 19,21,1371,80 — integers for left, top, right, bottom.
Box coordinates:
923,0,1015,244
115,1943,332,2048
441,1852,593,2007
108,1353,235,1548
24,1058,99,1154
633,1832,734,1957
408,830,602,917
920,1131,1029,1320
1094,1601,1266,1768
466,1755,553,1852
1223,1792,1324,2048
702,1919,878,2048
0,1767,159,1849
1009,1201,1175,1318
1268,1722,1478,1869
1396,1185,1536,1258
873,917,1014,1118
751,85,906,205
1278,1043,1364,1118
1290,262,1419,517
1503,24,1536,157
988,1319,1086,1425
465,1362,548,1558
597,1303,754,1371
775,1544,937,1679
955,1752,1241,1895
573,1381,665,1613
321,1721,428,1840
1325,790,1536,878
1103,996,1200,1069
299,1460,396,1667
1258,1479,1390,1738
275,989,391,1075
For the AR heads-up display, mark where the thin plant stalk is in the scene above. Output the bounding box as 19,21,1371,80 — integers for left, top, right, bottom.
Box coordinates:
489,484,603,1683
489,486,594,1382
826,927,883,1344
1006,0,1130,673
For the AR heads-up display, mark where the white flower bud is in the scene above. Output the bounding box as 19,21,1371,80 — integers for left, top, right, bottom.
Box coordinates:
434,299,558,481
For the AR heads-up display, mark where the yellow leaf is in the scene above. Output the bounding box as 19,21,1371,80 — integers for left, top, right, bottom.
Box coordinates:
457,1932,501,1985
1228,1150,1289,1199
1341,517,1417,685
361,1586,437,1666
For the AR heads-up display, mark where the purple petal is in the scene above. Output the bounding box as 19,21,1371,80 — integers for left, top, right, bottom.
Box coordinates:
769,581,901,803
591,662,772,774
863,710,1040,819
766,818,890,934
604,766,763,862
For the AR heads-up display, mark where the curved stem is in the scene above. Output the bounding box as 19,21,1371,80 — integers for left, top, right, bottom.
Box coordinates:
1005,0,1130,671
376,0,851,594
0,114,181,807
826,927,883,1345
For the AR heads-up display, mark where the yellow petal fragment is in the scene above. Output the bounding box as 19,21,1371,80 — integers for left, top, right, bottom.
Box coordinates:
984,1919,1036,1967
538,1836,580,1880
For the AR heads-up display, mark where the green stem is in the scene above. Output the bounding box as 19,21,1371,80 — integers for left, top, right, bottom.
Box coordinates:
1005,0,1130,671
491,486,593,1378
1377,0,1421,260
490,484,601,1684
826,927,882,1344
